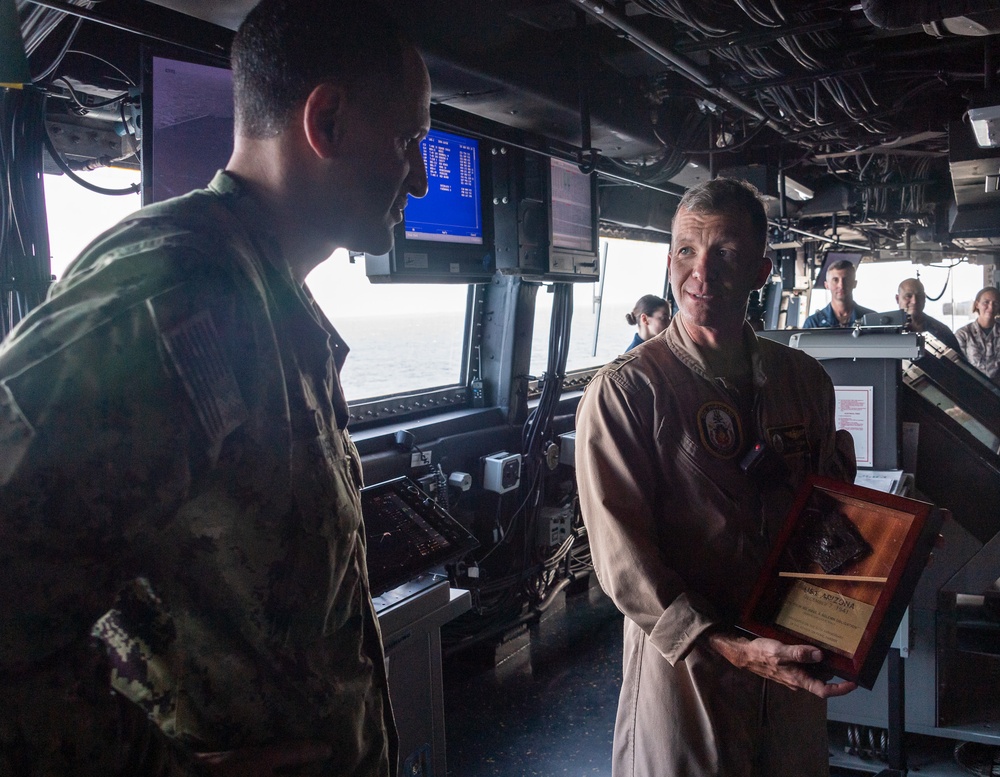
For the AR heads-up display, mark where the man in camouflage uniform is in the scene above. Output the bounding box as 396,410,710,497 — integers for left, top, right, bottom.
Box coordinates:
0,0,430,774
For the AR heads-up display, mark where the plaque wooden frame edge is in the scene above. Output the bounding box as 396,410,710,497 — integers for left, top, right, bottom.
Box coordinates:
738,474,944,689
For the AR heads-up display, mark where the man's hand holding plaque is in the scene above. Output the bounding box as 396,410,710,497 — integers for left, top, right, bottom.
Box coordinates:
705,630,859,699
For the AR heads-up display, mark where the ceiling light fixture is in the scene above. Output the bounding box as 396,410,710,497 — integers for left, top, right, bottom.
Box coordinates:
967,106,1000,149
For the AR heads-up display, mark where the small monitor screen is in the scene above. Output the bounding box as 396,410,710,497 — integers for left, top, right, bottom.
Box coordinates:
148,55,234,204
404,128,483,245
361,477,479,596
550,157,594,251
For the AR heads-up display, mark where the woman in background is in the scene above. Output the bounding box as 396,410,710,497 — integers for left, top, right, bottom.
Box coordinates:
956,286,1000,384
625,294,670,352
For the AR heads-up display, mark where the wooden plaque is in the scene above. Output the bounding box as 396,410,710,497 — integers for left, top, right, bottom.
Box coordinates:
739,475,944,689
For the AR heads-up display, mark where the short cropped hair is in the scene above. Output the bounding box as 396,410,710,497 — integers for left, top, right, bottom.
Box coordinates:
673,178,769,254
231,0,412,138
828,259,857,274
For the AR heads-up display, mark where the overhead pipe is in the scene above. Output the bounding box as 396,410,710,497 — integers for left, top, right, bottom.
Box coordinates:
778,222,868,252
21,0,224,57
432,112,686,197
675,17,843,54
727,64,875,93
571,0,789,137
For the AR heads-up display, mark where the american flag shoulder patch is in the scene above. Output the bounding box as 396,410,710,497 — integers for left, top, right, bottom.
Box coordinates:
158,308,248,448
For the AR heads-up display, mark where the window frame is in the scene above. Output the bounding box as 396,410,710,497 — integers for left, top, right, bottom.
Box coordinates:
347,284,485,429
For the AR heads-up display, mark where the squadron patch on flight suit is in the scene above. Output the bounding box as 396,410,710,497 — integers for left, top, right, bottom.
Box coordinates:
158,308,248,451
697,401,743,459
767,423,810,457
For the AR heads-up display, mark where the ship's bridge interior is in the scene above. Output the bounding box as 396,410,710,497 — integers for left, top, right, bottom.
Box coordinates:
6,1,1000,775
27,0,1000,254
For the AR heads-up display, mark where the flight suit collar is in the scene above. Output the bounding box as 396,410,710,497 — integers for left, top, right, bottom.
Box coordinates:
664,314,768,391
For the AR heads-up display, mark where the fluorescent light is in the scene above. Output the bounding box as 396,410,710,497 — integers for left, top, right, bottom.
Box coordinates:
782,175,814,201
967,106,1000,148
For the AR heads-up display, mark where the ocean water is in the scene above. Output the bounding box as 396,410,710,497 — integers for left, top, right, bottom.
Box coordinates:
335,312,467,400
530,301,637,376
334,304,637,402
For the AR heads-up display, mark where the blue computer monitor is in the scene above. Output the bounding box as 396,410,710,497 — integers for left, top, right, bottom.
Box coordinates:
404,128,484,245
366,125,495,283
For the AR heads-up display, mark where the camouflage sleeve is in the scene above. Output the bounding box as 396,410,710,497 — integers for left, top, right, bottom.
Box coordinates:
0,239,236,774
0,281,200,664
0,651,209,776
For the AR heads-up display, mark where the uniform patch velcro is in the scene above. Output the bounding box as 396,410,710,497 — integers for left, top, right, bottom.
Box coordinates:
604,351,638,373
766,423,810,457
159,309,247,449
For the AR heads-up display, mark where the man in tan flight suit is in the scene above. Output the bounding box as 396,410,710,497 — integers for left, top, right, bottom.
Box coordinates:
576,178,858,777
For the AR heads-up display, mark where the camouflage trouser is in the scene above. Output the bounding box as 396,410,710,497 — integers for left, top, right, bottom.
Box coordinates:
0,642,189,777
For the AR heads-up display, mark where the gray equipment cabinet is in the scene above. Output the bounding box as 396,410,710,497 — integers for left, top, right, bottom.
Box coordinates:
375,576,471,777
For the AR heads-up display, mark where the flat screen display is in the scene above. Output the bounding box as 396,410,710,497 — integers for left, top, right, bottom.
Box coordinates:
550,156,594,252
147,55,234,205
404,128,483,245
361,477,479,597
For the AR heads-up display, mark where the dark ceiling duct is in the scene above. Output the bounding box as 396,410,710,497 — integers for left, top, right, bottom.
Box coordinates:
571,0,790,137
862,0,1000,29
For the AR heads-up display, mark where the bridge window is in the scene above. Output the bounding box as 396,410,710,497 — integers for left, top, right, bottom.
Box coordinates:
802,260,986,332
307,253,469,402
44,170,470,413
529,238,670,379
45,169,142,280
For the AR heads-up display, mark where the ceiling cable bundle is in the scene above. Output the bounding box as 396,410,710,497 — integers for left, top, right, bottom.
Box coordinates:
16,0,98,82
